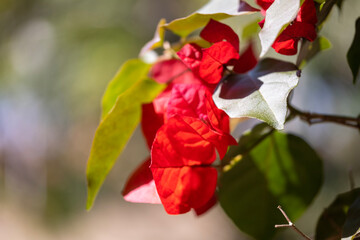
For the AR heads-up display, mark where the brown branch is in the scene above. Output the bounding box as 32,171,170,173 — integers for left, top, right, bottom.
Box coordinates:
275,206,312,240
288,104,360,129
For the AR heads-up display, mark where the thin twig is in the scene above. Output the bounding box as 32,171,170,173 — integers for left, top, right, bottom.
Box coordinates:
275,206,313,240
288,104,360,129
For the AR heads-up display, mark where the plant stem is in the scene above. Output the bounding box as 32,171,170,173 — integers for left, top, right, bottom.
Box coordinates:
275,206,313,240
288,104,360,129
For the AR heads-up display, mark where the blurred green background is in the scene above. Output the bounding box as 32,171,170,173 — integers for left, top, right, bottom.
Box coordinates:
0,0,359,239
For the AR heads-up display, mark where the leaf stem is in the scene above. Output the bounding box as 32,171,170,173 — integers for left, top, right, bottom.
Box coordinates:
288,104,360,129
275,206,312,240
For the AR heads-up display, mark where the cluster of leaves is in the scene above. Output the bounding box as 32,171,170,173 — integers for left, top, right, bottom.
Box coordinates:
86,0,360,239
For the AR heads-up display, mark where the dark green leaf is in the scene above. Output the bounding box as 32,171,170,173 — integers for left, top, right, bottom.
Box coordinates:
86,76,164,210
220,131,323,239
315,188,360,240
343,195,360,238
213,58,299,130
347,17,360,84
224,123,273,165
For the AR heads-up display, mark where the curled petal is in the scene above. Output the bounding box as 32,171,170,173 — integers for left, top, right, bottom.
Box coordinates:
122,158,161,204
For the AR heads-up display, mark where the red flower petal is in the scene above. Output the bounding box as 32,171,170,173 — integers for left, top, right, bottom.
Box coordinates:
256,0,274,10
258,0,317,55
165,84,236,158
232,43,258,74
272,34,298,55
150,59,201,84
181,115,236,160
150,166,217,214
200,19,240,52
141,103,164,148
177,43,203,75
203,94,237,158
199,41,240,84
296,0,317,25
166,84,207,120
272,22,317,55
194,194,217,216
149,84,236,214
122,157,161,204
151,116,217,168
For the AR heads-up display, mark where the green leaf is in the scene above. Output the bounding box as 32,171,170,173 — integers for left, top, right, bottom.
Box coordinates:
220,130,323,240
86,76,164,210
315,188,360,240
163,0,258,37
213,58,299,130
101,59,151,119
223,123,274,165
347,17,360,84
139,0,258,54
343,195,360,238
258,0,300,57
297,36,332,68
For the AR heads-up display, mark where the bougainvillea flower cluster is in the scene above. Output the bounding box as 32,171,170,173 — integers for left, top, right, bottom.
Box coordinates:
257,0,317,55
122,19,257,214
178,19,258,85
124,81,236,214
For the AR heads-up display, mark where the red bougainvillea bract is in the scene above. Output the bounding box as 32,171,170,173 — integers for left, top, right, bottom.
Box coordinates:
257,0,317,55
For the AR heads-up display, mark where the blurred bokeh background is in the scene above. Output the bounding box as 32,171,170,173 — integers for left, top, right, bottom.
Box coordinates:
0,0,359,239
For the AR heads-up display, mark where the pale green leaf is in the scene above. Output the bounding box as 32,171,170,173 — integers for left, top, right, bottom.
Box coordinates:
220,130,323,239
101,59,151,119
139,0,258,54
86,77,164,210
259,0,300,57
163,0,259,37
213,58,299,130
